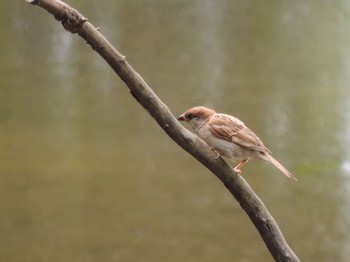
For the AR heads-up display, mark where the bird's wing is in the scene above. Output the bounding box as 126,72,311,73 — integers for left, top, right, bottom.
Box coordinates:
208,114,271,153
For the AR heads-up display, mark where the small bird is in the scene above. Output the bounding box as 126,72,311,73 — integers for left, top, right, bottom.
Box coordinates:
177,106,297,181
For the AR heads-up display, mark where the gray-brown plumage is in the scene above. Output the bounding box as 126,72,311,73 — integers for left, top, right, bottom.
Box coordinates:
178,106,297,181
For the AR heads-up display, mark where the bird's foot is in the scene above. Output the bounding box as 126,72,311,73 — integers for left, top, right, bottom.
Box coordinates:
211,148,221,159
233,167,242,175
233,159,248,176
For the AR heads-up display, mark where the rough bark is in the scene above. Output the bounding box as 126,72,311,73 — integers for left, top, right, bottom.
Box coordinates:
25,1,300,261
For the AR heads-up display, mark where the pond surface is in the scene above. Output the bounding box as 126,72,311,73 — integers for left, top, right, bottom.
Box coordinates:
1,1,350,261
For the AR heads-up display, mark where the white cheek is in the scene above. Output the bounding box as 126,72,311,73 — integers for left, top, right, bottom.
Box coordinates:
188,119,202,130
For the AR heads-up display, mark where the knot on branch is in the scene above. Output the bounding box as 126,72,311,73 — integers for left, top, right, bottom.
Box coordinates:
58,7,87,33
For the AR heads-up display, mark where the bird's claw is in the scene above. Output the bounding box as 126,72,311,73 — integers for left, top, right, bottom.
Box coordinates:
233,168,242,175
211,148,221,159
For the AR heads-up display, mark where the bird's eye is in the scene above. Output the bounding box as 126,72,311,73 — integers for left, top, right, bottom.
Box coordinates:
187,113,194,120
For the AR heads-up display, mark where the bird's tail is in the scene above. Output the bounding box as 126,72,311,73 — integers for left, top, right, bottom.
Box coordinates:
265,154,297,181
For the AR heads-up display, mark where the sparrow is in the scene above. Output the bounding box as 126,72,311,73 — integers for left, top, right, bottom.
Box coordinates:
177,106,297,181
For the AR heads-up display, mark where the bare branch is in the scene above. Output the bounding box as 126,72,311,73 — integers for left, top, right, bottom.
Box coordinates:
25,1,299,261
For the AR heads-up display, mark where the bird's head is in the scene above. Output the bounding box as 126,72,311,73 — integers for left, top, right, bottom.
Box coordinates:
177,106,216,130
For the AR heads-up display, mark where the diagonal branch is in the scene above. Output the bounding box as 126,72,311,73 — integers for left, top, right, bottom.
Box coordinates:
25,0,299,261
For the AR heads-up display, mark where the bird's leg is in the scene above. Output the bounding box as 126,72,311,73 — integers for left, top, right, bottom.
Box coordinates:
233,159,248,175
211,148,221,159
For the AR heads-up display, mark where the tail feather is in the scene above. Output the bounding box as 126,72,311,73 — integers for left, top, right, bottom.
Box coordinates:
265,154,297,181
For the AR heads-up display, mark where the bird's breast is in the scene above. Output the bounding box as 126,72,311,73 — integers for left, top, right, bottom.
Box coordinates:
196,125,252,160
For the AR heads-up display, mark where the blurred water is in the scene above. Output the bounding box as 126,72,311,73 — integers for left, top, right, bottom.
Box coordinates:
1,1,350,261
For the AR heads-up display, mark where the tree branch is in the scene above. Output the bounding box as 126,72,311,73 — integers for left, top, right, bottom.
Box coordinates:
25,0,299,261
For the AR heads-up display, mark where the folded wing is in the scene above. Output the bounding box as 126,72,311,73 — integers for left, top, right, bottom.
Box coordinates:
208,114,271,154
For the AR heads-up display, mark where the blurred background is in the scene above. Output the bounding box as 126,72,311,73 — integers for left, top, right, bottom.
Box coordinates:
1,1,350,261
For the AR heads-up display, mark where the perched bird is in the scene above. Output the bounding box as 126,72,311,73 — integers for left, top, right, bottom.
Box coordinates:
177,106,297,181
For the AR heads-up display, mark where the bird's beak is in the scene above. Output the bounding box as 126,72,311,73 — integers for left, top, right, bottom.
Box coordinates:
177,114,186,121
